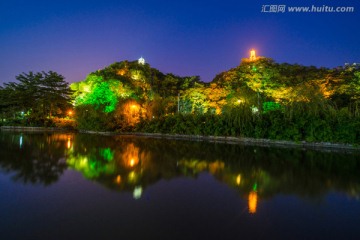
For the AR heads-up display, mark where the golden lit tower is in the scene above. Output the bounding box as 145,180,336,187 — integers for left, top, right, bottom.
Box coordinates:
250,49,256,61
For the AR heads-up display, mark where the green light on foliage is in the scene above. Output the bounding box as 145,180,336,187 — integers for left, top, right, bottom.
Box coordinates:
263,102,282,113
77,81,118,113
253,183,257,191
72,74,135,113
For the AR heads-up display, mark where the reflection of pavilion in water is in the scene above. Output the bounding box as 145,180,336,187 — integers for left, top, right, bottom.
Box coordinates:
177,160,259,214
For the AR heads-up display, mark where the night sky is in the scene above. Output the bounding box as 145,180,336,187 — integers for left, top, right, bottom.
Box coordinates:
1,0,359,85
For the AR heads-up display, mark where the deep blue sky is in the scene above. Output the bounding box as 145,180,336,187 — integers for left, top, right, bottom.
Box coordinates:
1,0,359,85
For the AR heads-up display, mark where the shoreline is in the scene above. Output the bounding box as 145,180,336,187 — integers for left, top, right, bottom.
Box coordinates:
2,126,358,151
0,126,72,132
118,132,359,151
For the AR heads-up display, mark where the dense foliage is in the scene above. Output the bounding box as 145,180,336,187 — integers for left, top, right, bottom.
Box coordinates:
136,103,360,144
0,71,74,127
1,57,359,144
68,58,359,144
70,60,205,130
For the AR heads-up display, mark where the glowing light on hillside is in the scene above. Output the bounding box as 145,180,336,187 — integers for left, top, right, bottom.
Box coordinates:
68,110,73,116
131,71,141,80
120,101,142,127
250,49,256,61
235,99,244,105
117,69,126,76
83,85,91,92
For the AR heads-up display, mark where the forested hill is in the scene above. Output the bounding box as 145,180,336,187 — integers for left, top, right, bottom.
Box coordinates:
1,57,359,143
71,57,360,118
213,57,360,107
70,60,203,113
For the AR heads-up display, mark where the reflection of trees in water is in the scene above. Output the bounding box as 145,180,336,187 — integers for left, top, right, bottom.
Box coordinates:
67,135,183,194
179,145,360,199
1,132,360,204
0,132,70,185
67,134,360,202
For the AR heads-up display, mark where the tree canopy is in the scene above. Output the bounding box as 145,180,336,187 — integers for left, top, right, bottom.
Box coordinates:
0,71,73,126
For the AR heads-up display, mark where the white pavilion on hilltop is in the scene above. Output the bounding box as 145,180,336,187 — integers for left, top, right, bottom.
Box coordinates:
138,57,145,65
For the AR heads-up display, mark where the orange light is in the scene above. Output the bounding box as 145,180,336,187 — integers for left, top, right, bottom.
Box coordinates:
116,175,122,184
250,49,256,61
123,143,140,167
129,158,135,167
67,137,71,149
117,69,126,76
68,110,73,116
248,191,258,214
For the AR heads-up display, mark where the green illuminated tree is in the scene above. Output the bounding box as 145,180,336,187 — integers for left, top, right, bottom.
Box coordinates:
80,81,118,113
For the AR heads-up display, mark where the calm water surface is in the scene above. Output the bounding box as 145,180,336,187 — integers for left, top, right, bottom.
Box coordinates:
0,132,360,240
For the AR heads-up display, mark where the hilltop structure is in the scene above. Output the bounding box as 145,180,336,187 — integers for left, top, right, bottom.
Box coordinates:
249,49,256,61
138,57,145,65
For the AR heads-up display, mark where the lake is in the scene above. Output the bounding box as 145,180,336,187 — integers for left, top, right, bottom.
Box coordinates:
0,132,360,239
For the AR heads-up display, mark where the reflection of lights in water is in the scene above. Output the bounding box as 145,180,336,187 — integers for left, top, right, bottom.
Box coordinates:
133,186,142,199
248,191,258,214
208,161,225,174
19,136,23,148
123,143,140,167
67,137,71,149
128,171,136,182
236,174,241,185
115,175,121,184
129,158,135,167
80,157,88,167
